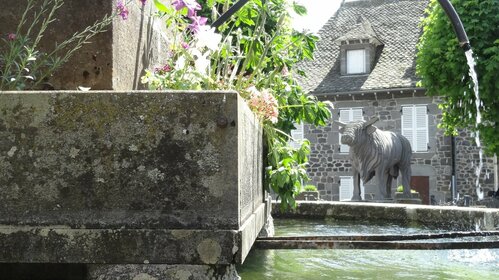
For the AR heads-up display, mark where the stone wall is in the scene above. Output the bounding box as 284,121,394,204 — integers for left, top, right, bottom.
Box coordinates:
306,93,495,203
0,90,267,279
0,0,165,90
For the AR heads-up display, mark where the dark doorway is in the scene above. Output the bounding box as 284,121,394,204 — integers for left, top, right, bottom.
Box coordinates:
411,176,430,205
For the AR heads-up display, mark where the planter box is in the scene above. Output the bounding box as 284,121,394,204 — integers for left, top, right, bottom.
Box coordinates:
394,192,422,204
296,191,320,201
0,91,269,279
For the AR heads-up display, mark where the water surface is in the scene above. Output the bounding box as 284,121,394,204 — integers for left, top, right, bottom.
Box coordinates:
238,219,499,280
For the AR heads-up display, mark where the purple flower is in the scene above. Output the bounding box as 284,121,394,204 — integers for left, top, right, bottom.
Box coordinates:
181,42,189,49
172,0,201,17
139,0,147,6
7,33,16,41
117,1,129,20
188,15,208,33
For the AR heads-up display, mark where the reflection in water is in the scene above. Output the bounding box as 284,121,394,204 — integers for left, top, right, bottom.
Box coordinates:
238,219,499,280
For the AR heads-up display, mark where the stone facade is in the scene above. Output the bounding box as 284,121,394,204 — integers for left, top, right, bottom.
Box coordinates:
306,92,495,203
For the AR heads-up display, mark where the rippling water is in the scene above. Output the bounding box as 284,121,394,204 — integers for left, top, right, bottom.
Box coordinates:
238,219,499,280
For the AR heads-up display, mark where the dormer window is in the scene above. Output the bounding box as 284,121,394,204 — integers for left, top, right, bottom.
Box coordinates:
336,18,383,76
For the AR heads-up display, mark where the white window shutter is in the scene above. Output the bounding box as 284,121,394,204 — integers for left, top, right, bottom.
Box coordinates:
402,105,428,152
352,109,363,121
339,176,353,201
290,123,304,149
415,106,428,152
339,108,363,153
346,49,366,74
339,176,365,200
339,109,351,153
339,109,351,122
401,106,414,150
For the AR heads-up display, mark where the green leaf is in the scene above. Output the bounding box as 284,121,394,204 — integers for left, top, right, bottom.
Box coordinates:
153,0,173,13
292,2,307,16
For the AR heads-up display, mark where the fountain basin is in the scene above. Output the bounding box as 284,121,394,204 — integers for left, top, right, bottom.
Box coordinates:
273,201,499,231
239,203,499,279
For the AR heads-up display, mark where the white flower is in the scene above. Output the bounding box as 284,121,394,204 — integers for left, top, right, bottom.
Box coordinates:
195,26,222,51
175,55,186,70
195,54,210,75
188,48,210,75
246,85,260,96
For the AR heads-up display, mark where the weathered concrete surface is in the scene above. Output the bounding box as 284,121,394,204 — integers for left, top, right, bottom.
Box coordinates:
87,264,240,280
273,201,499,231
0,91,266,278
0,0,165,90
0,91,244,229
0,227,238,264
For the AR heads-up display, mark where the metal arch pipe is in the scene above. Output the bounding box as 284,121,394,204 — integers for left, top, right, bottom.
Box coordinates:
437,0,471,51
211,0,250,29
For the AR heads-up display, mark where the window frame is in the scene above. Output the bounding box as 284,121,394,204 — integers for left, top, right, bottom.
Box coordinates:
401,105,429,153
339,43,374,76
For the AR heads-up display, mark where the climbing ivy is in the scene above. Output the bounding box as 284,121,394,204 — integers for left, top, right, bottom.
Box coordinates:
416,0,499,155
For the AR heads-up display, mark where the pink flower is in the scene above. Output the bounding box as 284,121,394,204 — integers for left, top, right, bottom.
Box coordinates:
139,0,147,6
188,15,208,33
281,65,289,76
117,1,129,20
172,0,201,17
246,87,279,124
155,64,172,73
7,33,16,41
181,42,190,49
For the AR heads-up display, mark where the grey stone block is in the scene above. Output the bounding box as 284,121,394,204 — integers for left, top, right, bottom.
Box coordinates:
0,91,267,278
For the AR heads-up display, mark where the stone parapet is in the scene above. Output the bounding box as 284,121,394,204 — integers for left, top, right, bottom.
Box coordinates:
0,91,266,279
273,201,499,231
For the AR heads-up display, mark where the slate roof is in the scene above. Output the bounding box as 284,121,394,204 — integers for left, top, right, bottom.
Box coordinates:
298,0,429,94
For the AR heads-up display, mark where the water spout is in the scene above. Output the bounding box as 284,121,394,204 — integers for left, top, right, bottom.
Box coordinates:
437,0,471,51
437,0,485,200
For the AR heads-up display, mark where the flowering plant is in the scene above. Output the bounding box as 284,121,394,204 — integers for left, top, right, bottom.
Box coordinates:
142,0,332,209
0,0,139,90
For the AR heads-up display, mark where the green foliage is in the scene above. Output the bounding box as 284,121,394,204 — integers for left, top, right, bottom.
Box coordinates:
159,0,331,210
396,185,417,193
206,0,331,210
0,0,117,90
304,184,317,191
416,0,499,155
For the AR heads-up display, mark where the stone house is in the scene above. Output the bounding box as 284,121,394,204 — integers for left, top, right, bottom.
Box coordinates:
295,0,496,203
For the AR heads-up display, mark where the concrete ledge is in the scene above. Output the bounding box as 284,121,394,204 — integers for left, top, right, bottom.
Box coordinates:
238,199,270,263
273,201,499,231
87,264,239,280
0,227,238,265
